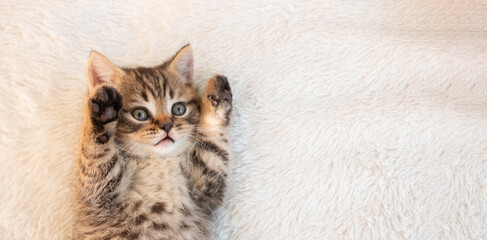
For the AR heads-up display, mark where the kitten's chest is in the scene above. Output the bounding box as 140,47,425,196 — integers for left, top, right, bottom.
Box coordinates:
129,157,189,204
122,158,193,213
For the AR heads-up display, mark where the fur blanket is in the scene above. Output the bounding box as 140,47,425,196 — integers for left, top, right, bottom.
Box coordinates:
1,0,486,239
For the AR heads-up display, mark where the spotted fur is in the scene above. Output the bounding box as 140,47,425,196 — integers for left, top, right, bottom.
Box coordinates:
74,45,232,240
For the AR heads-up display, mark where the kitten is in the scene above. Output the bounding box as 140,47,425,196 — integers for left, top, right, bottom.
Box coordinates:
74,45,232,240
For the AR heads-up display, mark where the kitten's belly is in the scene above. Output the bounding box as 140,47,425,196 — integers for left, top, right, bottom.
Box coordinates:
119,157,207,239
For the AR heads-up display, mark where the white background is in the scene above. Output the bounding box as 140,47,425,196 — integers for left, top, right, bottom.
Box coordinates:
1,0,487,239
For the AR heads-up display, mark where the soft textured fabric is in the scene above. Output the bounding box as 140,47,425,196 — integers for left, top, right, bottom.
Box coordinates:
1,1,486,239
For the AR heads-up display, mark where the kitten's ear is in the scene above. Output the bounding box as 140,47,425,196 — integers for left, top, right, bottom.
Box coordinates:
87,51,122,89
167,45,193,86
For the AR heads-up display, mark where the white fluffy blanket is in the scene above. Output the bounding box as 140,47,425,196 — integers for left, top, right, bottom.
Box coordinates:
1,0,486,239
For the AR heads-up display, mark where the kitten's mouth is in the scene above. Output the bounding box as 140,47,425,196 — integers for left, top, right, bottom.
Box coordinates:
155,136,174,146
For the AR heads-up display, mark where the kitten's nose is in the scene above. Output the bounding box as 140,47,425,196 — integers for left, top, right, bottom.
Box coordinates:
160,122,173,133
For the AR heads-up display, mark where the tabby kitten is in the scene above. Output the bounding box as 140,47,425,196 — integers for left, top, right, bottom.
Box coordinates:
74,45,232,240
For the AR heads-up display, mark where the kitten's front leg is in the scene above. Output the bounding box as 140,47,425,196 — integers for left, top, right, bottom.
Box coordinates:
187,75,232,215
76,85,124,206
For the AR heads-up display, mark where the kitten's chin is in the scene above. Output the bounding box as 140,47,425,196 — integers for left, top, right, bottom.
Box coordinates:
123,135,190,158
152,135,190,157
155,138,175,148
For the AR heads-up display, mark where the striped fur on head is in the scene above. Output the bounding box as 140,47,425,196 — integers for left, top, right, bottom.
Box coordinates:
93,46,200,158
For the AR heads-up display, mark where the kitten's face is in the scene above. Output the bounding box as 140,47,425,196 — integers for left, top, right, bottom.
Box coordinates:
113,67,200,157
87,45,198,157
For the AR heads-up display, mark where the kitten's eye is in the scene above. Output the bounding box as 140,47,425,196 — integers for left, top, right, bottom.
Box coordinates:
171,102,186,116
131,108,149,121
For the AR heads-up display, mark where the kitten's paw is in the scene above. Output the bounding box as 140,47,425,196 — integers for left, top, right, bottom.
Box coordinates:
206,75,232,107
89,85,123,126
203,75,232,124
